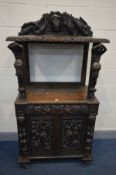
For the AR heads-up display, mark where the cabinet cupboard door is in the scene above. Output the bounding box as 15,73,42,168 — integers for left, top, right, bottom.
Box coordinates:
27,115,54,156
26,114,87,157
60,116,87,156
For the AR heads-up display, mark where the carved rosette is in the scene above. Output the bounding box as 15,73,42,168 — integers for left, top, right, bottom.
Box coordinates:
8,42,26,99
16,107,28,158
88,43,107,99
61,119,82,154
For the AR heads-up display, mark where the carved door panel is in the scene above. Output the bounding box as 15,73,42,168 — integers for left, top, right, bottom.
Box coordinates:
26,114,87,157
27,115,54,156
60,115,87,156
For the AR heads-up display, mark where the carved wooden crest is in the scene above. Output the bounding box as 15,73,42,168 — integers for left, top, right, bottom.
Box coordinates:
19,11,92,36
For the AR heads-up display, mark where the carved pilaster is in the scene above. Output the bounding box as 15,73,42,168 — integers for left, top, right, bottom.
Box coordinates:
83,105,98,163
84,116,96,155
8,42,26,99
87,43,107,99
16,106,28,158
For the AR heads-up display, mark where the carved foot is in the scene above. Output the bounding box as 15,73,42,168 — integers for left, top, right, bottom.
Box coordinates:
18,156,30,169
82,155,92,166
82,159,91,166
20,163,30,169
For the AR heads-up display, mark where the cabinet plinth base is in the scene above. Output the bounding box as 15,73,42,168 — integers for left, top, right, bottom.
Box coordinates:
18,154,92,168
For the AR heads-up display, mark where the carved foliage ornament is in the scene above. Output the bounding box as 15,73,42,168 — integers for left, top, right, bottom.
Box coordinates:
26,104,88,115
19,11,92,36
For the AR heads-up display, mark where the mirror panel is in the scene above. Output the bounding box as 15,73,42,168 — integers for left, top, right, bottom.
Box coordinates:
28,43,84,83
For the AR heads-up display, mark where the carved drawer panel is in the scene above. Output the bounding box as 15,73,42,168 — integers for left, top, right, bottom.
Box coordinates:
26,104,88,115
61,116,86,155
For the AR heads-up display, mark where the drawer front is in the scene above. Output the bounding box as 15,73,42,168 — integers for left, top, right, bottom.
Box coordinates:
26,104,88,115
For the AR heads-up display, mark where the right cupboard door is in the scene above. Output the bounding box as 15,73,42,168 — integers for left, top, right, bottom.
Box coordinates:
60,115,87,156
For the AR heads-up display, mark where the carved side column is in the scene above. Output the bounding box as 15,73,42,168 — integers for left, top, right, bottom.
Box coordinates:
8,42,26,99
87,43,107,99
15,105,30,167
83,105,98,164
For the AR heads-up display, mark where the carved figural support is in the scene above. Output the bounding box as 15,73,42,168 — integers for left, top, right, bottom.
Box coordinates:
8,42,26,99
88,43,107,99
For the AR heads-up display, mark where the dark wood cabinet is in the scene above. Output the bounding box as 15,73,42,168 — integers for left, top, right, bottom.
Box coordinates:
6,11,109,168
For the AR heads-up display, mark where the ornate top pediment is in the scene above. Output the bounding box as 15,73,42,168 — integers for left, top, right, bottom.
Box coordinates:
19,11,93,36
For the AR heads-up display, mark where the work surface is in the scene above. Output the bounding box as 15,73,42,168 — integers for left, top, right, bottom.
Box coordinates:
15,86,98,104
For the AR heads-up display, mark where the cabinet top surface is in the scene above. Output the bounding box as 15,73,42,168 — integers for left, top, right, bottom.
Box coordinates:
6,35,110,43
15,86,99,104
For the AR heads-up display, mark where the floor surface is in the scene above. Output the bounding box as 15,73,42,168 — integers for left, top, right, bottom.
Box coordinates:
0,139,116,175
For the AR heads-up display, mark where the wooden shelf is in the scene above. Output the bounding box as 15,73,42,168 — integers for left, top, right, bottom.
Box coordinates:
6,35,110,43
27,86,87,103
16,86,91,104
